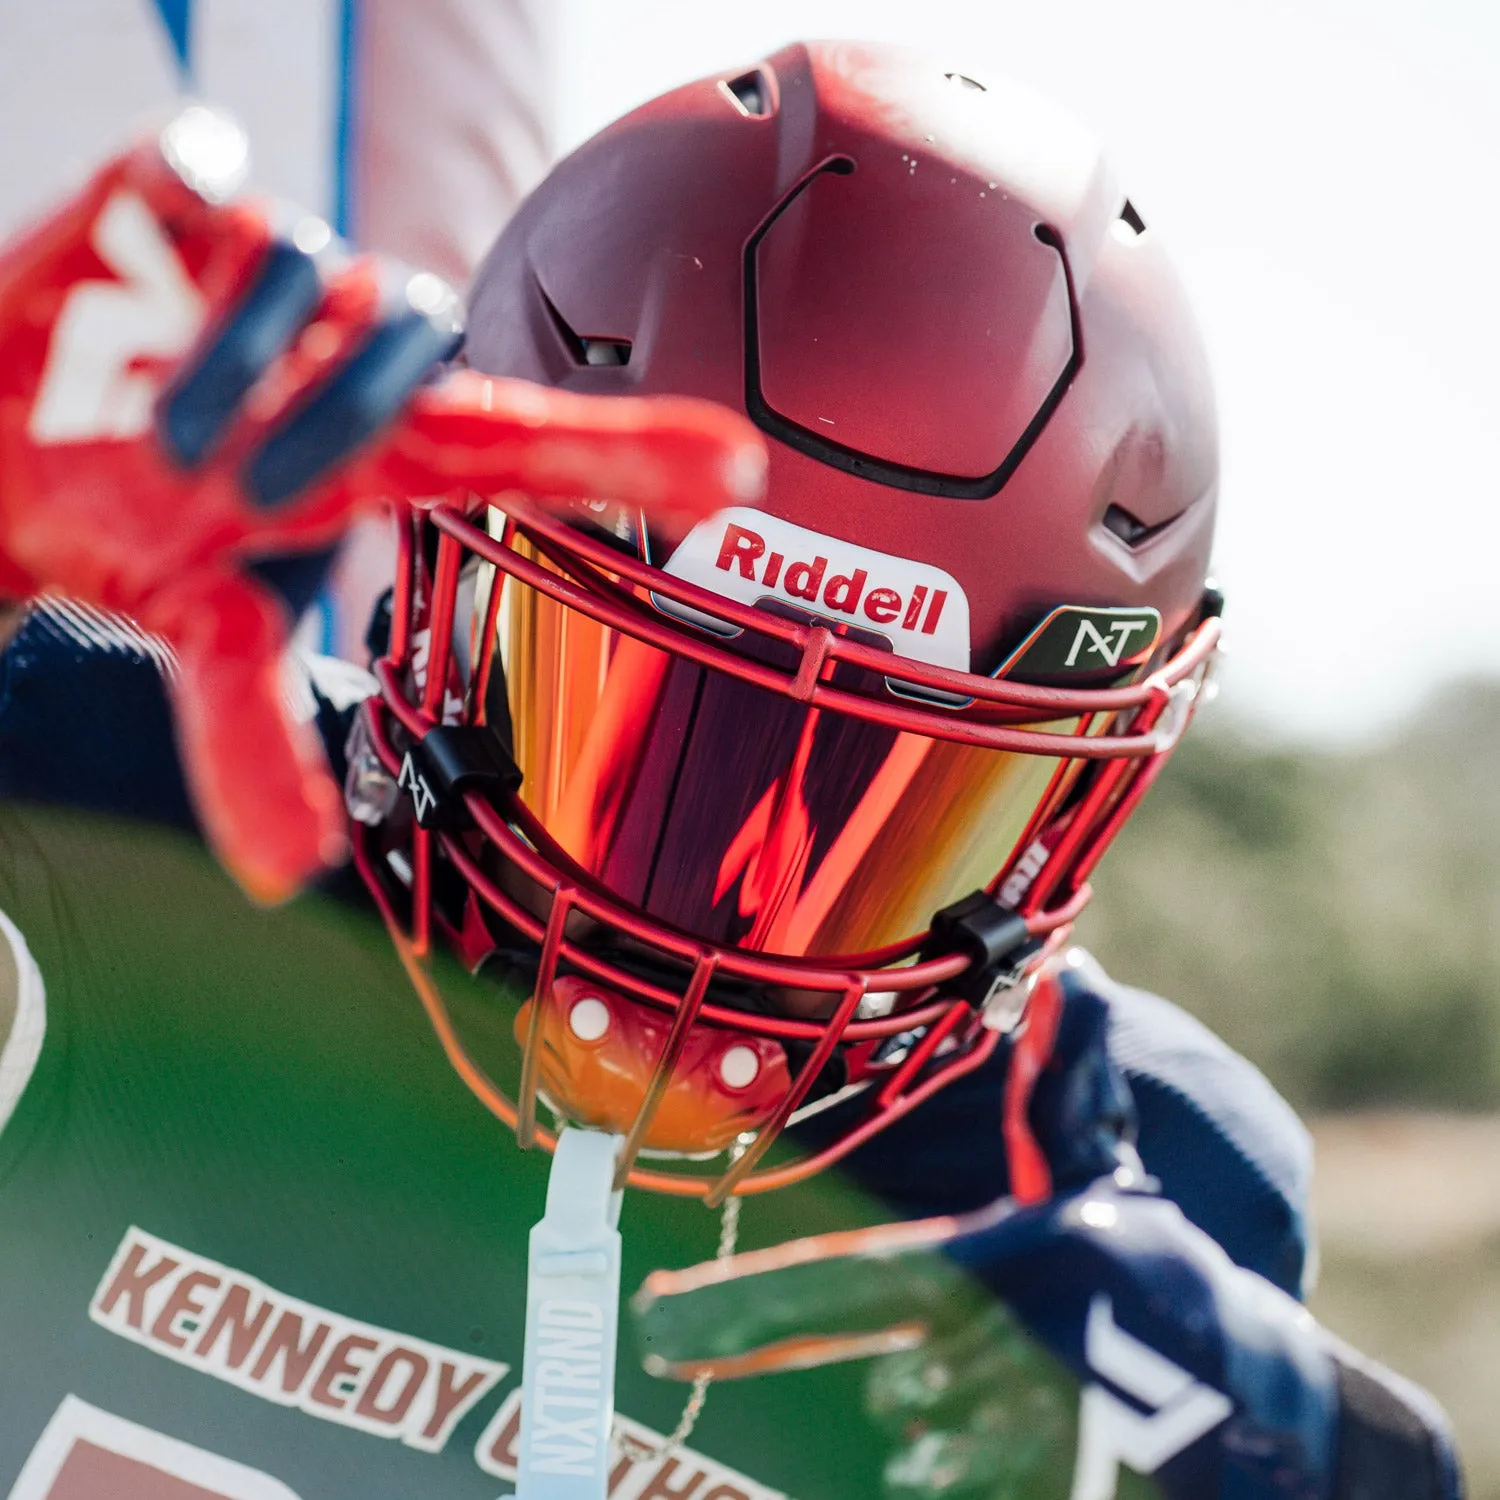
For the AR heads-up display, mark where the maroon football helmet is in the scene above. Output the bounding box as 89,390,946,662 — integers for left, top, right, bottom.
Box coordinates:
352,41,1221,1202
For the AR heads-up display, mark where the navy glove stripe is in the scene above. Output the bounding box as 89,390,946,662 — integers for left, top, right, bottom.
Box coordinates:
158,240,323,467
243,305,461,510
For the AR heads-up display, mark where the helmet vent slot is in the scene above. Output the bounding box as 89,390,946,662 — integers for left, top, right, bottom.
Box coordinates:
1117,200,1147,235
539,285,632,367
581,338,631,367
1103,502,1181,548
721,70,771,117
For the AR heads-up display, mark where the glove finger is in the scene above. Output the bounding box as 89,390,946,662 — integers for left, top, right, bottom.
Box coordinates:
1,114,268,463
154,222,329,475
631,1215,989,1382
381,372,767,531
228,259,461,535
146,571,346,904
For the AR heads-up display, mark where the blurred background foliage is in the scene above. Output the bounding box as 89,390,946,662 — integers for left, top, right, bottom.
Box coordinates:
1078,680,1500,1495
1078,679,1500,1111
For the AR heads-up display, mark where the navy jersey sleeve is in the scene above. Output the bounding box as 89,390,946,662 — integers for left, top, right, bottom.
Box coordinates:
0,600,371,832
1084,952,1315,1299
0,600,196,829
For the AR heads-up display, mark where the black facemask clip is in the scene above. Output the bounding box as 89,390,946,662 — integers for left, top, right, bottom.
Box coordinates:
398,724,522,830
923,890,1043,1023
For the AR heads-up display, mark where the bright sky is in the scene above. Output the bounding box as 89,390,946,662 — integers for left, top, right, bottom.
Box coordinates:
558,0,1500,745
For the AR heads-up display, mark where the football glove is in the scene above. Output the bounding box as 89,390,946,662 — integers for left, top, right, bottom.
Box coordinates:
0,107,764,902
634,1182,1462,1500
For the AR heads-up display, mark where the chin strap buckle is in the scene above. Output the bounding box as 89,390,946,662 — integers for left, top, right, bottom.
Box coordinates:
923,890,1042,1026
398,723,522,830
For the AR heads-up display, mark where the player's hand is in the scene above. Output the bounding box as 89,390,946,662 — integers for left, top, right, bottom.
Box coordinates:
0,108,765,903
633,1183,1462,1499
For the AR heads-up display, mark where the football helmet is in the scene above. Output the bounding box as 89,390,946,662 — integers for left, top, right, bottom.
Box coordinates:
352,41,1221,1203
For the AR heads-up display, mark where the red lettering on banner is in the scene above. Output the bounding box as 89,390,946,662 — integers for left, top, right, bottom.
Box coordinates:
762,551,784,588
249,1311,332,1395
420,1360,491,1445
863,587,901,624
307,1333,379,1412
149,1270,221,1351
473,1391,783,1499
639,1457,709,1500
89,1229,507,1459
482,1397,523,1470
193,1282,274,1370
354,1347,431,1427
715,524,764,579
94,1241,180,1331
610,1450,642,1495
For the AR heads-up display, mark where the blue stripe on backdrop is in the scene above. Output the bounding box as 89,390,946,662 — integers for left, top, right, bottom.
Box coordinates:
151,0,193,79
333,0,359,238
313,0,363,654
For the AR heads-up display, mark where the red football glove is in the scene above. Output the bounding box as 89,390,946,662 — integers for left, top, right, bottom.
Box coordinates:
0,108,765,903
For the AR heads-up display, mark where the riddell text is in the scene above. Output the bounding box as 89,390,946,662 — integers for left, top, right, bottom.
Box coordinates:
716,522,947,635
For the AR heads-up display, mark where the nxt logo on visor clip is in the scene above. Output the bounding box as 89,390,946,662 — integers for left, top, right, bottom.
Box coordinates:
399,724,522,830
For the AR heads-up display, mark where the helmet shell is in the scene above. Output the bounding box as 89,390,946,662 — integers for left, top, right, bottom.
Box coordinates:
467,39,1217,673
359,42,1224,1193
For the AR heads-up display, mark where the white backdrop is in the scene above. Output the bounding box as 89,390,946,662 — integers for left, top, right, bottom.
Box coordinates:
558,0,1500,744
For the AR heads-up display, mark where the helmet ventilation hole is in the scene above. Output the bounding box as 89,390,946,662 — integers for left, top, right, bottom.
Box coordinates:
718,1045,761,1089
1103,503,1182,548
720,70,771,118
1117,200,1147,235
539,285,632,367
568,996,611,1041
945,71,987,91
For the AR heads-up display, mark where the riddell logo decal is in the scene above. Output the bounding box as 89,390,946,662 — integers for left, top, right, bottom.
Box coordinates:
661,507,971,671
89,1228,507,1454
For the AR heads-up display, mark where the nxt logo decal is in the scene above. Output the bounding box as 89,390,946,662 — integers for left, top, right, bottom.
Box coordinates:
1000,605,1162,682
1064,617,1155,670
398,752,437,826
1071,1296,1232,1500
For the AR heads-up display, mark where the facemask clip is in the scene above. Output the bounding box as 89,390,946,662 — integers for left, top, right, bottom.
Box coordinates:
398,722,520,830
923,890,1041,1016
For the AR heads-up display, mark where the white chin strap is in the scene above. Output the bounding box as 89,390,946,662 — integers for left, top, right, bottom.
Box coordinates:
517,1128,625,1500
